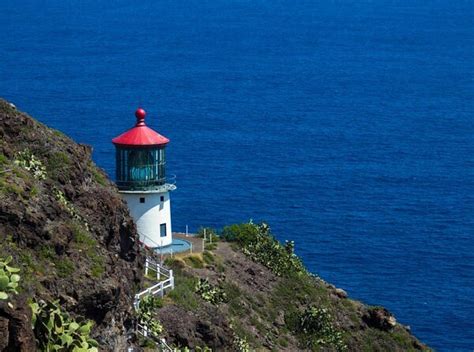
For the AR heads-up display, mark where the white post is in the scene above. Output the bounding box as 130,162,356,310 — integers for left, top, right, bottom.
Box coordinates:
160,281,164,297
160,239,163,263
190,242,193,254
145,258,149,277
186,225,189,237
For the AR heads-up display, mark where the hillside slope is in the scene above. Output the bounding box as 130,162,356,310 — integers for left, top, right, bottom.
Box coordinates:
149,226,430,351
0,99,144,351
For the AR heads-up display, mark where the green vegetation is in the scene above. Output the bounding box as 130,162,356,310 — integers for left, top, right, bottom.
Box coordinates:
70,222,104,278
167,274,199,311
90,166,107,186
232,335,250,352
14,149,46,180
195,278,227,305
202,251,215,264
0,176,24,195
30,300,98,352
137,295,164,339
56,258,75,278
296,306,347,351
38,245,56,261
46,151,71,180
197,227,218,241
198,227,219,250
222,221,307,277
0,152,7,165
183,254,205,269
0,256,20,301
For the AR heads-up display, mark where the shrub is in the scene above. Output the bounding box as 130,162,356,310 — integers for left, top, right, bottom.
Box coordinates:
30,300,98,352
297,306,347,351
224,222,307,277
220,223,259,243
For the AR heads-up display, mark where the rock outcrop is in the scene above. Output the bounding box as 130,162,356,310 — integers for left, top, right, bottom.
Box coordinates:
0,99,144,351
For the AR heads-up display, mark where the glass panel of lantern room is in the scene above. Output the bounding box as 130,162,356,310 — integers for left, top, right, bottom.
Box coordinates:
128,149,154,183
115,148,128,182
159,148,166,181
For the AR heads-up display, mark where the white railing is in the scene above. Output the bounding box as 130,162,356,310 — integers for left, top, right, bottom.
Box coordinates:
133,275,174,310
136,324,173,351
133,256,175,350
133,258,174,310
144,257,172,280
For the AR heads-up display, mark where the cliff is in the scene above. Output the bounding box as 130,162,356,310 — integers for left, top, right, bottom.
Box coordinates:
0,99,144,350
0,100,429,351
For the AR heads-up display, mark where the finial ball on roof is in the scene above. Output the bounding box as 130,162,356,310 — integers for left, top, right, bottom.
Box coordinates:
135,108,146,120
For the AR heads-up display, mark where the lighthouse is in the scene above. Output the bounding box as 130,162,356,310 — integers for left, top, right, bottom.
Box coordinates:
112,108,176,248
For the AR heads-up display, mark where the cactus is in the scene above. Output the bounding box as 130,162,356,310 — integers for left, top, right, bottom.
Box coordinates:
137,295,163,337
195,278,227,305
14,149,47,180
0,256,20,300
30,300,98,352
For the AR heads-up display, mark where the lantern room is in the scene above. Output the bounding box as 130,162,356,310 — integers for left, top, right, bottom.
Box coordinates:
112,108,170,191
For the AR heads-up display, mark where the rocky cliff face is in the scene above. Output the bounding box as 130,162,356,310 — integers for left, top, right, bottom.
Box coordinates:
0,99,144,351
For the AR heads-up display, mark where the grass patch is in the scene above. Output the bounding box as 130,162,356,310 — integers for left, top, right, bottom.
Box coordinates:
0,153,8,165
90,165,107,186
183,254,205,269
55,258,75,278
90,252,105,278
38,245,56,261
202,251,215,264
204,242,217,251
0,178,24,196
68,222,105,278
167,274,199,311
46,151,71,179
71,222,96,247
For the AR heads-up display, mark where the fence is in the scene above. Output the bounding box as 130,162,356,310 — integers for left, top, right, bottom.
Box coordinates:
133,257,174,310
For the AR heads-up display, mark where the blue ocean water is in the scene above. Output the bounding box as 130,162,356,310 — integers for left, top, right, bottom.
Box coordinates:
1,0,473,350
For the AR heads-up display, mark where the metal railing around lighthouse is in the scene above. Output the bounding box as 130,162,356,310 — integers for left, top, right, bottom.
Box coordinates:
116,172,176,191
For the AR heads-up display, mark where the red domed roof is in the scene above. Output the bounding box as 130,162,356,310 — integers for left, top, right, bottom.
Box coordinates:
112,108,170,147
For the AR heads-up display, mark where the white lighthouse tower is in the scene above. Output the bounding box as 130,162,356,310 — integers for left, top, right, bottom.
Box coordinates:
112,108,176,248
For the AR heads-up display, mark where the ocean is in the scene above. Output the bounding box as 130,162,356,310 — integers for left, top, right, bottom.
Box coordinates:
1,0,473,350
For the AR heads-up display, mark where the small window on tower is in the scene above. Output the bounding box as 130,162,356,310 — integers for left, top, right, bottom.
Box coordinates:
140,197,145,203
160,196,164,202
160,223,167,237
